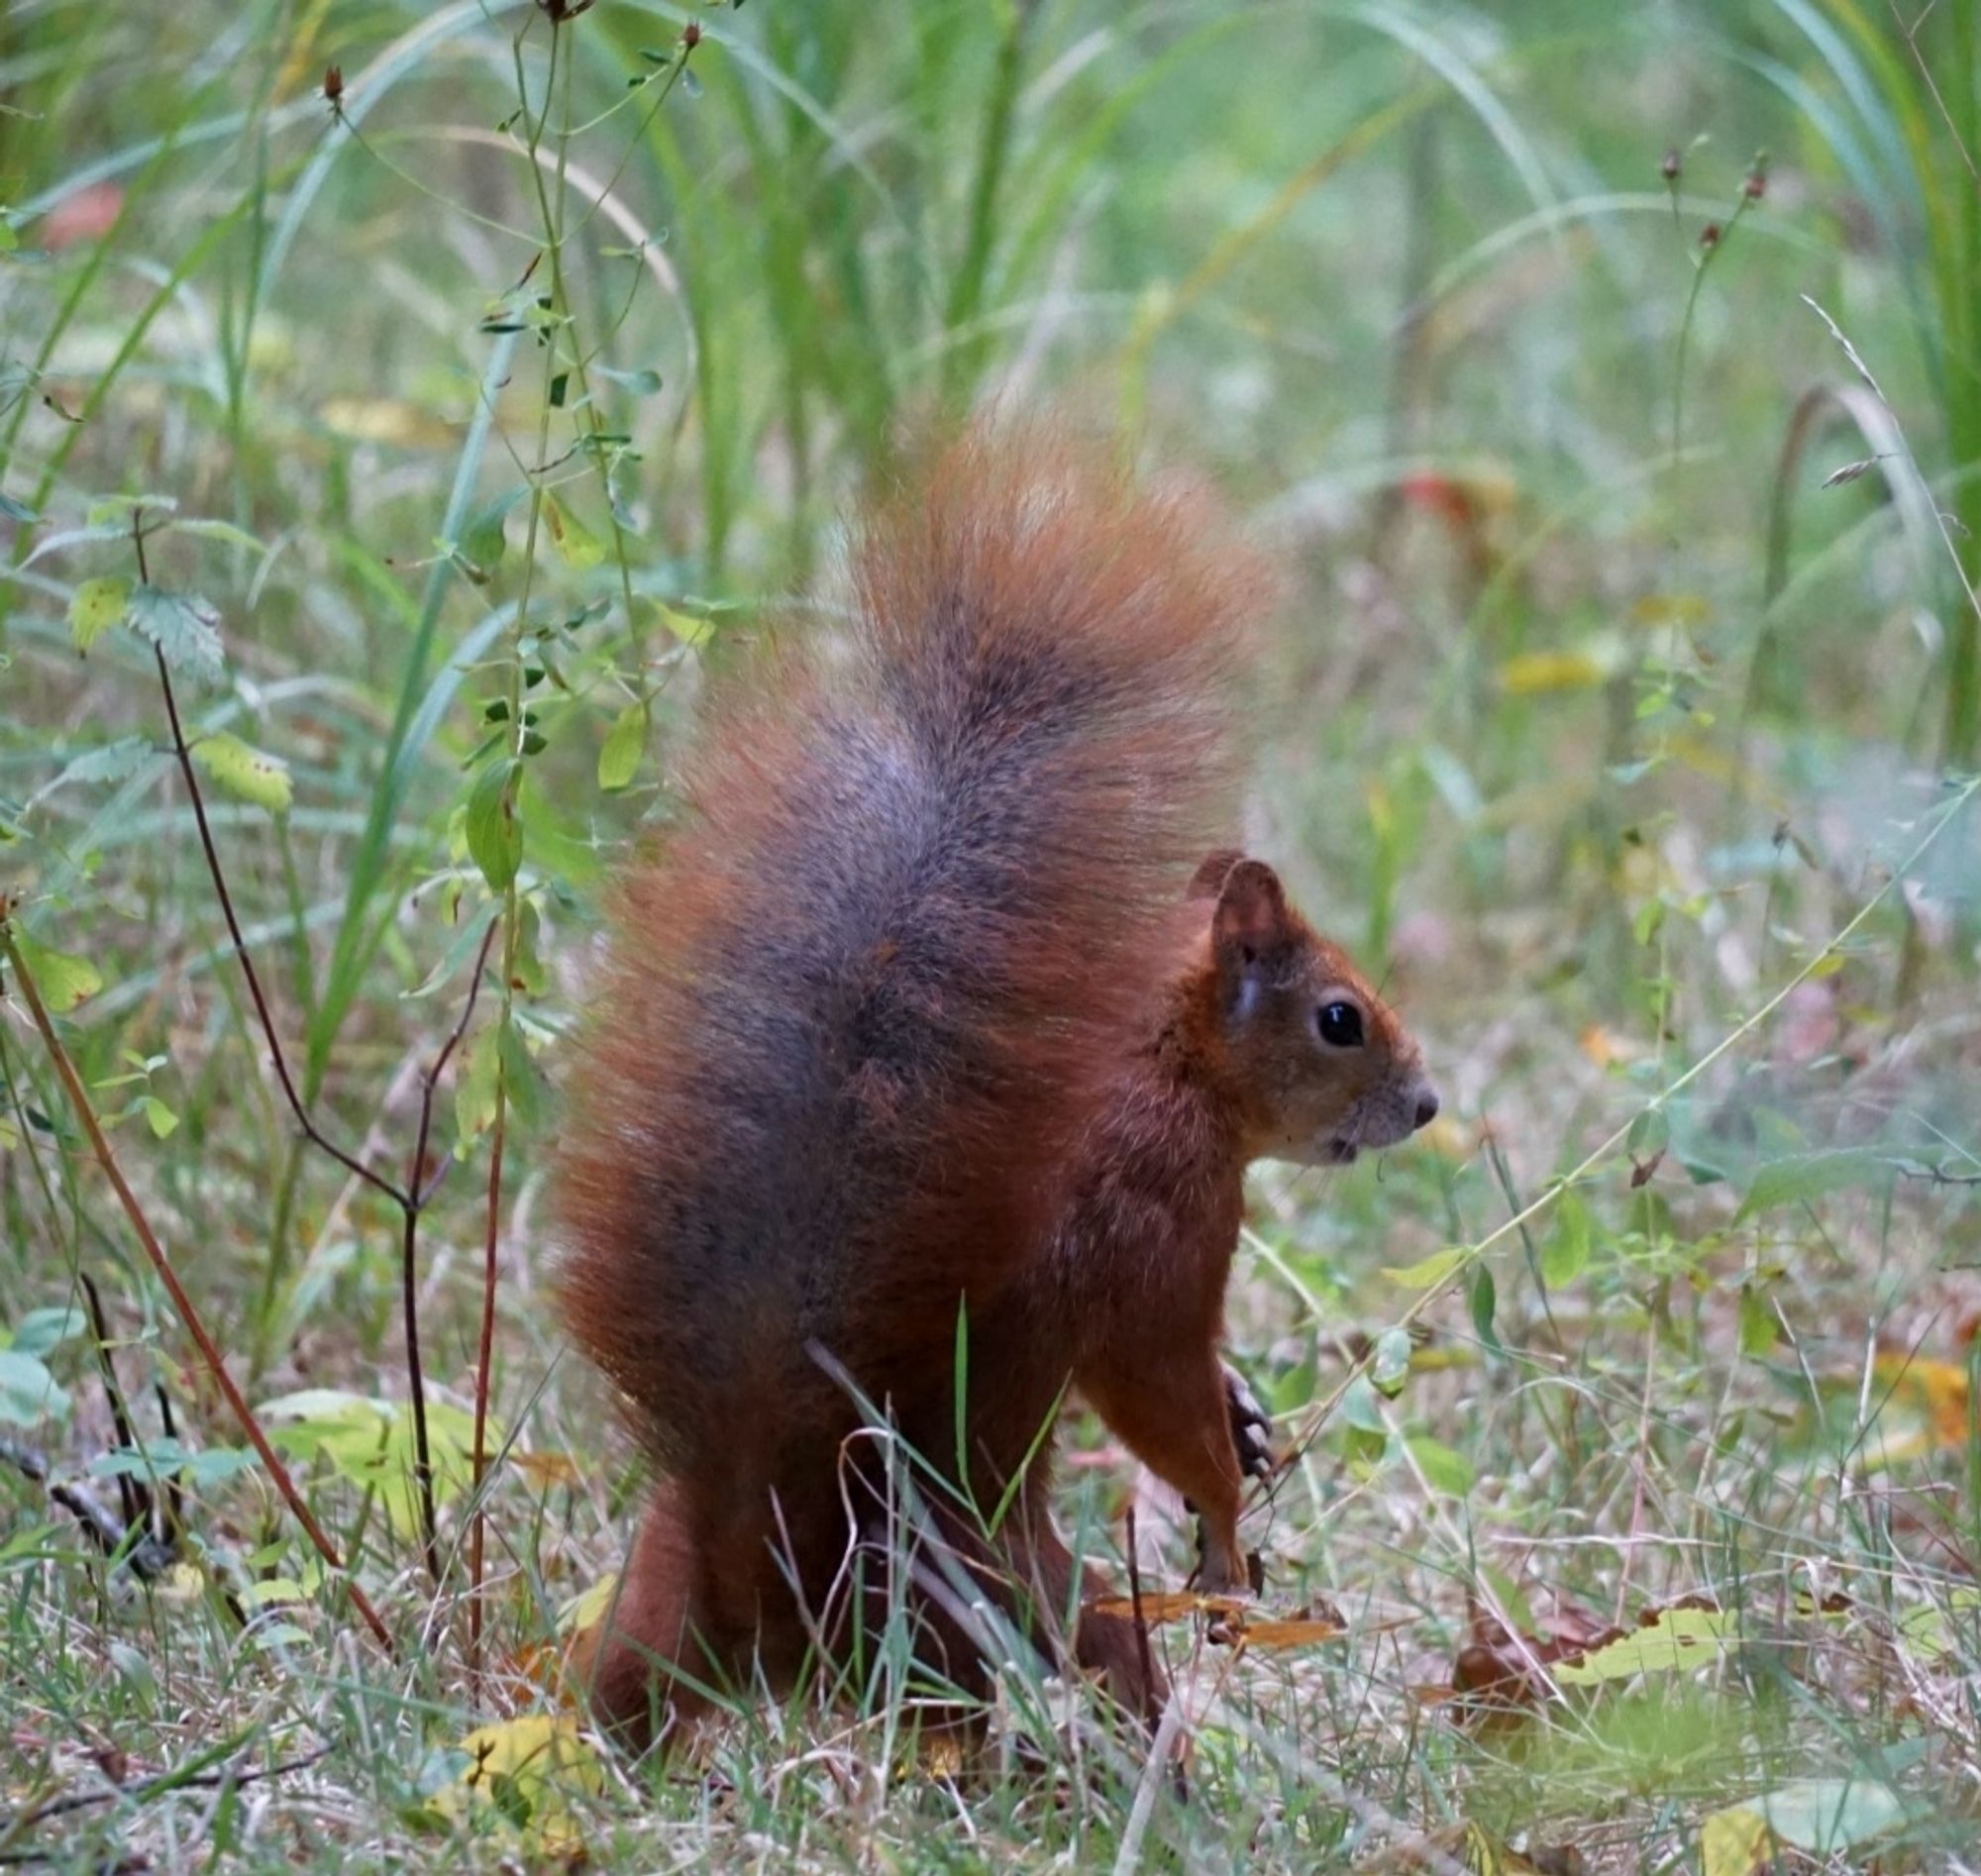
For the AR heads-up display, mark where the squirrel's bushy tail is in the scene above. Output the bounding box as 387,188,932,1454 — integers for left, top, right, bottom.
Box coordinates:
557,424,1268,1477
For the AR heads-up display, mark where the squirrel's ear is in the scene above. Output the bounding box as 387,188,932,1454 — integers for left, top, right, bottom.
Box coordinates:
1189,848,1247,901
1211,859,1292,1005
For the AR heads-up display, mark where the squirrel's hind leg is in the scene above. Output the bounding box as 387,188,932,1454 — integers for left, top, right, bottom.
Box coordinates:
578,1483,736,1758
861,1495,1167,1769
1008,1510,1170,1738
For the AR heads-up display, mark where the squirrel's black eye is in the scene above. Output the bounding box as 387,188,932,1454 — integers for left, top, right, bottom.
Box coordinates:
1316,1001,1364,1048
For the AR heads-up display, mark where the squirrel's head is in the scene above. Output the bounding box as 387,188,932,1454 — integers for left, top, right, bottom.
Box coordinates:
1188,851,1438,1170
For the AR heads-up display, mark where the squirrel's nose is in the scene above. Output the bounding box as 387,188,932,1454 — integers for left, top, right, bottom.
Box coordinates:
1411,1086,1440,1132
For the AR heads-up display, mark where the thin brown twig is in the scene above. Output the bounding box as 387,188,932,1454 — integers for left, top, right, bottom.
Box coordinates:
467,1087,508,1687
1899,1164,1981,1187
397,916,499,1587
0,1744,332,1832
0,913,393,1654
1122,1504,1158,1736
141,603,410,1213
78,1272,143,1534
139,507,497,1586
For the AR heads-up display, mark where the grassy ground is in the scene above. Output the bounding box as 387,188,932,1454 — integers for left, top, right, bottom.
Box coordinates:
3,1,1980,1868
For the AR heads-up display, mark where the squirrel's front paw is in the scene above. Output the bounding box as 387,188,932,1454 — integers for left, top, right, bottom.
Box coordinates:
1223,1361,1276,1485
1192,1517,1263,1600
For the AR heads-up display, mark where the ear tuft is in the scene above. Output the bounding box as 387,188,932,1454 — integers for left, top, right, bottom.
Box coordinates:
1212,859,1291,970
1188,848,1246,901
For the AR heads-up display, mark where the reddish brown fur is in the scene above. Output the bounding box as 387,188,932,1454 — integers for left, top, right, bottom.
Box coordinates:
556,424,1433,1755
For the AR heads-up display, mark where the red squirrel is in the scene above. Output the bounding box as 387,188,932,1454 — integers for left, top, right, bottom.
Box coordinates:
556,425,1436,1752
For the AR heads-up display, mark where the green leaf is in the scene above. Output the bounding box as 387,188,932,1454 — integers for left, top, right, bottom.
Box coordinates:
1370,1326,1411,1399
10,1305,87,1358
406,902,499,1001
1541,1188,1592,1288
497,1017,544,1133
654,601,713,648
1407,1435,1474,1497
465,760,523,891
457,488,525,584
455,1024,500,1152
1700,1779,1904,1874
1626,1104,1670,1159
1737,1281,1777,1357
0,1349,68,1425
1554,1605,1733,1684
543,494,604,571
509,899,549,997
91,1438,254,1492
86,493,177,527
1339,1375,1391,1442
127,583,224,687
1735,1149,1893,1222
169,517,265,553
260,1390,497,1542
52,737,160,790
1469,1262,1502,1357
67,574,129,652
191,731,292,814
1383,1246,1468,1290
11,929,102,1012
597,700,647,791
595,365,664,395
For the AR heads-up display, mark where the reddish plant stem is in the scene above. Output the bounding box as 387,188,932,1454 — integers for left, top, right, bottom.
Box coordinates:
0,915,394,1654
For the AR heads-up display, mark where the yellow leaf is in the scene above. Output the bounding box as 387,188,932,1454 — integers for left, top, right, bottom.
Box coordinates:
1383,1245,1469,1290
1499,650,1608,695
1229,1615,1349,1651
11,929,102,1012
1629,592,1712,628
596,701,646,792
1082,1589,1246,1625
1701,1804,1769,1876
317,396,455,448
544,494,604,571
512,1448,583,1492
68,575,129,653
653,601,713,648
557,1571,618,1637
1871,1353,1970,1450
157,1560,205,1604
241,1577,308,1607
1580,1023,1635,1068
1669,733,1773,798
1553,1605,1732,1684
191,732,293,815
1702,1778,1905,1868
431,1714,603,1858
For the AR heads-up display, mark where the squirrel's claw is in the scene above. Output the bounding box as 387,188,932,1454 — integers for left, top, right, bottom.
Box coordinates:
1222,1362,1276,1485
